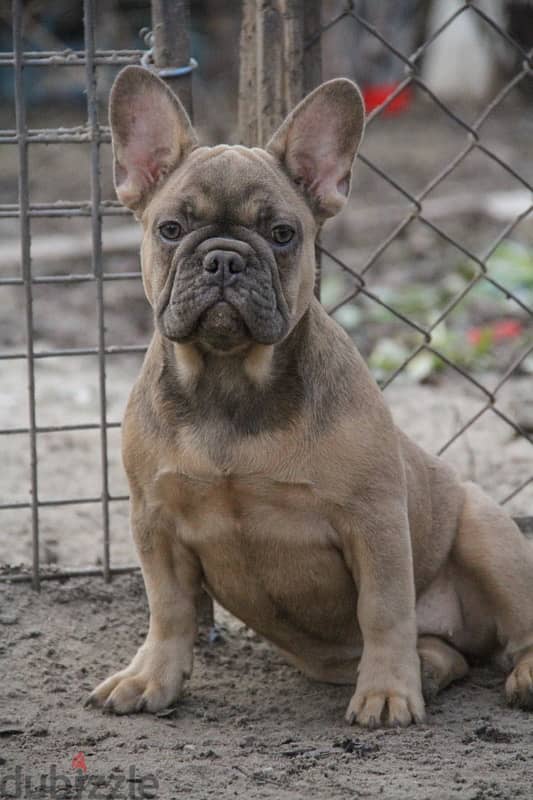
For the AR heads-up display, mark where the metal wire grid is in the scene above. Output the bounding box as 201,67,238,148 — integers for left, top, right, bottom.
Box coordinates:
312,1,533,504
2,0,146,588
1,1,532,589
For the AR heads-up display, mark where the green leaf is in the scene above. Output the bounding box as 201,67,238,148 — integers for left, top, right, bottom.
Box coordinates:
406,351,438,382
369,338,409,374
333,304,362,330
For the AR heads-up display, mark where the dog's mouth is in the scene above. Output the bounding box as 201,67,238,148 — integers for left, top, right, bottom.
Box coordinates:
195,300,251,351
156,229,290,350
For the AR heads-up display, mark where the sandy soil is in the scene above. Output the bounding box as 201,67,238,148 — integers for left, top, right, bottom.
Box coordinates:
1,573,533,800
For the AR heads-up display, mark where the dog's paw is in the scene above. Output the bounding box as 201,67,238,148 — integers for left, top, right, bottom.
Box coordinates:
345,686,425,729
85,671,181,715
345,653,425,728
418,638,469,703
85,640,190,715
505,656,533,710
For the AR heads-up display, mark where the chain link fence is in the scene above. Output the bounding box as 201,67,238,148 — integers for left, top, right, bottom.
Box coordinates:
0,0,531,590
300,0,533,508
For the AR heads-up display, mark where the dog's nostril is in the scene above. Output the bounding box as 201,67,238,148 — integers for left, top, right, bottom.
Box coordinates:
203,249,246,280
229,256,244,274
205,257,219,274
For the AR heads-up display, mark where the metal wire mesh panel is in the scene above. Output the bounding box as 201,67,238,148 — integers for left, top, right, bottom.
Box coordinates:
0,0,531,590
313,1,533,510
1,0,146,588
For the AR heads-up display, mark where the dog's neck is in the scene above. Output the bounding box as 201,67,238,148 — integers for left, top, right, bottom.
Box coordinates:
145,298,358,445
155,306,312,439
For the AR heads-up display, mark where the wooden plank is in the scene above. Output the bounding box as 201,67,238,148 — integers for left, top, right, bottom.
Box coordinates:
303,0,322,93
239,0,310,146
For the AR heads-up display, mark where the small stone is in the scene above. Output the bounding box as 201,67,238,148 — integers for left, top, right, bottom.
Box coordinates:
23,629,42,639
30,727,49,737
0,613,18,625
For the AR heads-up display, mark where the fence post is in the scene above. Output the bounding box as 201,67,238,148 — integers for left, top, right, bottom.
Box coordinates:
304,0,323,297
150,0,193,117
303,0,322,94
239,0,319,147
239,0,322,291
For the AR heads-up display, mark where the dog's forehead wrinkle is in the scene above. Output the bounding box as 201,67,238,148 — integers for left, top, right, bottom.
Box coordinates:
146,143,312,232
175,145,301,219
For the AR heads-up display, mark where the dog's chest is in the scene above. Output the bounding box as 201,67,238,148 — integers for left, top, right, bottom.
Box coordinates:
152,466,357,646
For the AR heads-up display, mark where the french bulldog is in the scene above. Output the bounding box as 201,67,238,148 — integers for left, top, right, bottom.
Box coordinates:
86,65,533,728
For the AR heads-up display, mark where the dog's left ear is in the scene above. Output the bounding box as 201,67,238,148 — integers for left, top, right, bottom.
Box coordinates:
109,65,197,213
267,79,365,219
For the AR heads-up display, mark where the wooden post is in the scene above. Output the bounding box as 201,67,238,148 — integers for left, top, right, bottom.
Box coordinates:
302,0,323,296
303,0,322,95
151,0,193,117
239,0,323,290
239,0,323,147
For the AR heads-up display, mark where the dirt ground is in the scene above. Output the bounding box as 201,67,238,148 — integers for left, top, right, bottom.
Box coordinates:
1,572,533,800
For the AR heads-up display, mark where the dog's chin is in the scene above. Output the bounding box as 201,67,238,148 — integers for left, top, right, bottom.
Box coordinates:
195,301,251,352
160,297,288,352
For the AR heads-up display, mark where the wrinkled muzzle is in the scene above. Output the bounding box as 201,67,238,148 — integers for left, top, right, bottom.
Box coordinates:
156,226,290,350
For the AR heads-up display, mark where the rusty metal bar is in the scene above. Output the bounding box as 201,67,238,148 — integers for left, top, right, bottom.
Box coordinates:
0,128,113,144
0,50,144,66
0,274,142,287
0,344,146,361
84,0,111,582
0,566,140,584
0,495,128,512
150,0,193,115
13,0,40,590
0,421,122,436
0,202,127,218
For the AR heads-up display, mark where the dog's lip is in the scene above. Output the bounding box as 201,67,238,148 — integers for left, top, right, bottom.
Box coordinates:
194,298,252,351
198,298,249,328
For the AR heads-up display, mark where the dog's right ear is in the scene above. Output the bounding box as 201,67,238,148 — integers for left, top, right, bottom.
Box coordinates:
109,66,197,213
266,79,364,220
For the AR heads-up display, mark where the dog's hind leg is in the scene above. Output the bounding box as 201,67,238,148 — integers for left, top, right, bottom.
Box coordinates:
505,648,533,709
418,635,468,702
454,482,533,710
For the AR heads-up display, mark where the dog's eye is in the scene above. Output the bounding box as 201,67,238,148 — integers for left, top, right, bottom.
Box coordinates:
159,221,182,242
271,225,295,245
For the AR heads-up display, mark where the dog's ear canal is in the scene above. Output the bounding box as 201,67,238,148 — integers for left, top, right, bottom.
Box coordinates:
266,79,365,219
109,66,197,213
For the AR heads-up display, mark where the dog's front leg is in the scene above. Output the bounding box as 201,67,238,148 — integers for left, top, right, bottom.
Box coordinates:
86,494,202,715
342,502,425,728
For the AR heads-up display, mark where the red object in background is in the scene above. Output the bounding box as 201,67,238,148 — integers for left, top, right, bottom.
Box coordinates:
71,752,87,773
467,319,523,345
491,319,523,339
362,83,413,115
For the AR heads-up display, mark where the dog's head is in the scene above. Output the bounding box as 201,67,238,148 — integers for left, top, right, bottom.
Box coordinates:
109,66,364,353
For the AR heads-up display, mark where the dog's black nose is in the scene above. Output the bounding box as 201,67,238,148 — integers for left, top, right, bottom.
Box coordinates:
203,250,245,285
